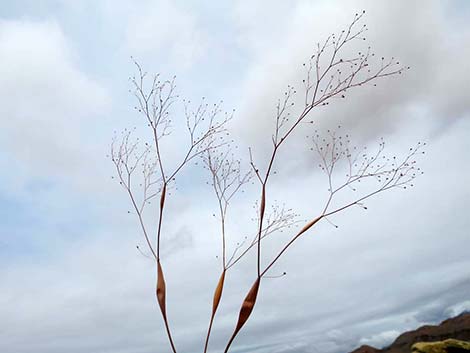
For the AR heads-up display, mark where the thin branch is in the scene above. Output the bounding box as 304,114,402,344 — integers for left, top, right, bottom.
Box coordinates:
261,132,424,277
202,143,252,353
224,13,414,351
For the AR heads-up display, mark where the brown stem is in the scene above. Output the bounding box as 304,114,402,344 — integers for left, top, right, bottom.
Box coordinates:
203,270,226,353
257,186,266,276
224,278,261,353
156,260,177,353
157,183,166,259
223,217,323,353
261,216,323,277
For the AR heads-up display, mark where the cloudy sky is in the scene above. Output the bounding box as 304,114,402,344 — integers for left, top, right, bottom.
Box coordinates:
1,1,469,353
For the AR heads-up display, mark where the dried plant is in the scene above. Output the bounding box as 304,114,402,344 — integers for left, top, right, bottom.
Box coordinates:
112,61,231,353
110,12,424,353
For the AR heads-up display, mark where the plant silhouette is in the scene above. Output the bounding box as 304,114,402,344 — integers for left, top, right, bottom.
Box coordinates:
110,11,424,353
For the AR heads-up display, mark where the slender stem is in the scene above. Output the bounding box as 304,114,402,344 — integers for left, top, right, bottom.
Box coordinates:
157,182,167,260
221,205,227,268
202,205,226,353
163,315,177,353
256,185,265,277
155,260,177,353
203,315,216,353
261,216,323,277
113,162,157,260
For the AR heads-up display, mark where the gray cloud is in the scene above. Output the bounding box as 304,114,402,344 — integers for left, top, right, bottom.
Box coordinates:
0,1,469,353
231,0,470,169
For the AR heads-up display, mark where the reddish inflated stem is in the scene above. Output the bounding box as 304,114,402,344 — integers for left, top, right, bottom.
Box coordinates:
160,183,167,210
212,270,226,315
224,278,261,353
156,260,166,316
260,187,266,218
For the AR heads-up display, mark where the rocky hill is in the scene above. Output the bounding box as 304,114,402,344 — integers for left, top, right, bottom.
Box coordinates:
349,312,470,353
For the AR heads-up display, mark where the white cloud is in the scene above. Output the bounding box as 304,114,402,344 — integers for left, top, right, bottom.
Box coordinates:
359,330,400,348
0,19,110,184
123,0,207,68
445,301,470,318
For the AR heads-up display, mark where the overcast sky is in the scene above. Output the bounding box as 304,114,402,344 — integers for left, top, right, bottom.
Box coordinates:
1,1,469,353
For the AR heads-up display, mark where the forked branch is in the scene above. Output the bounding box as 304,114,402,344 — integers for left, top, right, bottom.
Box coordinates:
113,65,231,353
111,11,423,353
224,12,413,352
